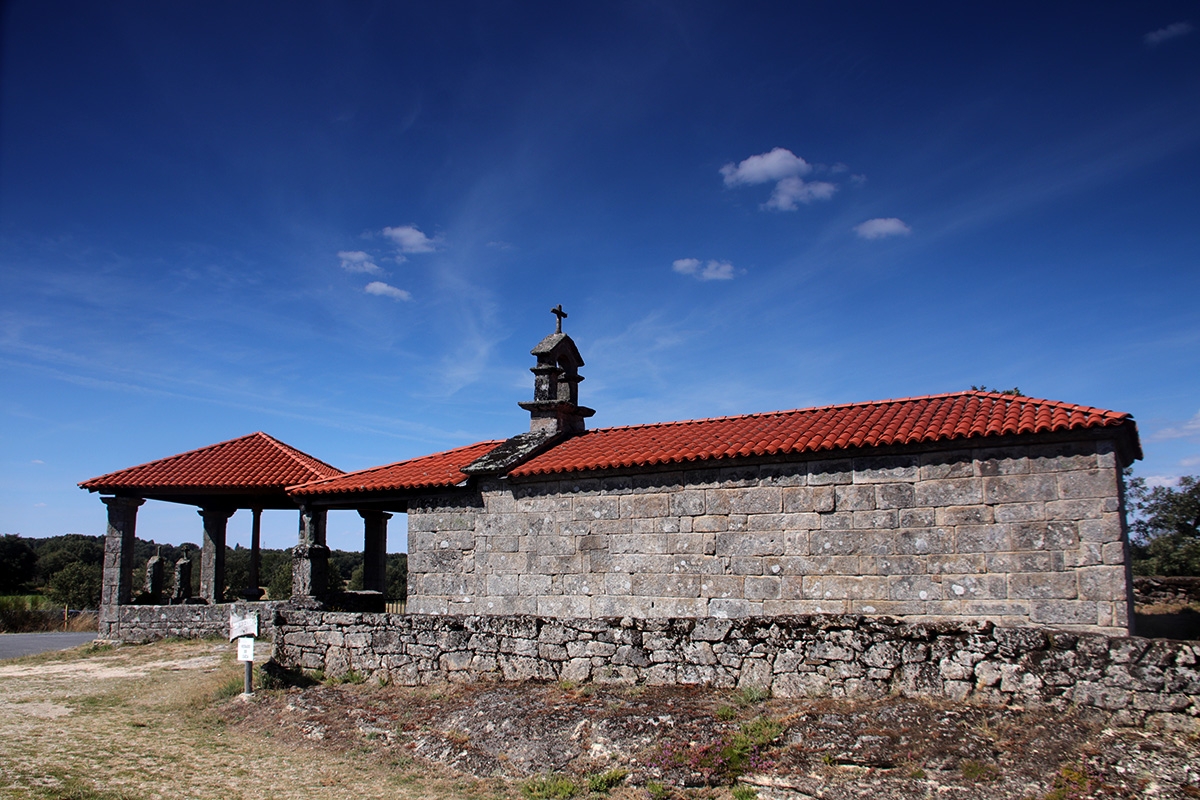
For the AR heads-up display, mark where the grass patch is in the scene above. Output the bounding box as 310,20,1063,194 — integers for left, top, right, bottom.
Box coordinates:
214,673,247,700
960,759,999,782
521,774,578,799
732,686,770,706
731,785,757,800
645,782,670,800
327,669,367,685
585,767,628,793
715,705,737,721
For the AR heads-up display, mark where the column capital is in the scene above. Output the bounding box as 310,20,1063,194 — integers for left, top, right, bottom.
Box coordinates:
101,496,145,510
358,509,393,521
197,506,236,521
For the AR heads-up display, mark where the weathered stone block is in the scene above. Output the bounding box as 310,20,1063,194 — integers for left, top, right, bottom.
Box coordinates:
993,502,1044,523
853,510,897,529
574,496,620,521
889,575,942,601
895,527,952,555
729,487,783,514
876,483,916,509
853,455,919,484
836,485,876,511
916,478,983,507
715,531,785,557
983,474,1058,504
899,507,937,527
1009,572,1078,599
632,573,701,597
621,493,669,518
693,515,729,532
808,460,854,485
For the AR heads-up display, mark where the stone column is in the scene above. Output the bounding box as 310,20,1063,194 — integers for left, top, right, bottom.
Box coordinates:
359,510,391,594
198,507,235,604
99,496,145,636
241,507,265,600
291,505,329,603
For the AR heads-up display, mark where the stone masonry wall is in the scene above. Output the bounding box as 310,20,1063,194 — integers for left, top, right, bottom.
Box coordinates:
408,437,1132,633
274,610,1199,728
103,601,286,643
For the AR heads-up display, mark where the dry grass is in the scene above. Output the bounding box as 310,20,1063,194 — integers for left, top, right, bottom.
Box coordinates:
0,638,506,800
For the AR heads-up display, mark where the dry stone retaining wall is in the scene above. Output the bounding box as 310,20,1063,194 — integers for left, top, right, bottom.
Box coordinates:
274,610,1199,728
408,437,1133,633
103,601,285,643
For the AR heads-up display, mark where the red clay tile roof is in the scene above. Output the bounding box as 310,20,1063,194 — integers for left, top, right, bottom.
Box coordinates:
289,440,503,496
80,432,342,492
508,391,1137,478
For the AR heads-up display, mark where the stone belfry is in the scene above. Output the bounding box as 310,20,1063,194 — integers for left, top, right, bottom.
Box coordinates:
519,304,595,435
463,305,594,475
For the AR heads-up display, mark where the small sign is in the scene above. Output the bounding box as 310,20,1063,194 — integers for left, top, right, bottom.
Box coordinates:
229,611,259,641
237,636,255,663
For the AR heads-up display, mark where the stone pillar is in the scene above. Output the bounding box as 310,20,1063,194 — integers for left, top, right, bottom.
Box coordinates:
292,505,329,603
143,551,164,604
241,507,265,600
360,510,391,594
99,496,144,635
198,507,235,604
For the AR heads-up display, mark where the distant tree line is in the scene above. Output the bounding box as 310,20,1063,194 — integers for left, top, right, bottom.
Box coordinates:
0,533,407,609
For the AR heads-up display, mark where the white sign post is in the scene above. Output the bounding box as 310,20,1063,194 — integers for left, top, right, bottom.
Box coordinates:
230,611,260,695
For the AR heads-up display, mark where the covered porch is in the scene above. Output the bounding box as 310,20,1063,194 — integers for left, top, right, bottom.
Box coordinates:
79,432,402,638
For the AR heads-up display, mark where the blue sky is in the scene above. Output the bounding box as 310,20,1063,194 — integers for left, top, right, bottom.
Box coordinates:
2,2,1199,553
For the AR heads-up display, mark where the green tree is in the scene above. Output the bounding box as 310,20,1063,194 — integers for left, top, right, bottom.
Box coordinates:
1127,473,1200,576
0,535,38,593
387,553,407,602
45,562,103,609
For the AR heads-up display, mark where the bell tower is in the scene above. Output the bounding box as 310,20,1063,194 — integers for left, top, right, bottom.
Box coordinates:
462,305,594,476
518,304,595,435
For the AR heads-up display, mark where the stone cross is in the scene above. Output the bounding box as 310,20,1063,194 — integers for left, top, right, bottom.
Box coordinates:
551,304,567,333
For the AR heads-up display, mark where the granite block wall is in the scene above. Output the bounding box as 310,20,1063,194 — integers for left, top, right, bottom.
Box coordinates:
274,611,1199,728
407,437,1133,633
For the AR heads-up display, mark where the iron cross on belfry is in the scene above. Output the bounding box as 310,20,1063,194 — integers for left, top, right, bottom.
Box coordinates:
551,304,567,333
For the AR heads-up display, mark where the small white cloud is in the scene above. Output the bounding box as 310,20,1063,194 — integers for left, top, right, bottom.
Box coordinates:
1144,474,1182,488
382,225,438,253
364,281,412,301
853,217,913,239
1145,21,1193,46
34,502,46,508
720,147,811,186
673,258,735,281
765,177,837,210
1152,410,1200,440
337,250,383,275
487,240,515,251
31,459,44,465
1179,456,1200,467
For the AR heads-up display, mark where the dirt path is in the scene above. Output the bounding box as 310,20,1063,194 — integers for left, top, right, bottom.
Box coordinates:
1,639,1197,800
0,640,502,800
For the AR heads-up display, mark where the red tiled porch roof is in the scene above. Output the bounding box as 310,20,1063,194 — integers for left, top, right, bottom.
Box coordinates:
80,432,342,493
508,391,1138,477
289,440,503,496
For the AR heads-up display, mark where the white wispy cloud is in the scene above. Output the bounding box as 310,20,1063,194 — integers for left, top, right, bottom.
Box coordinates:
382,224,439,253
31,459,44,464
337,250,383,275
765,176,838,210
1151,410,1200,440
673,258,736,281
364,281,412,301
853,218,913,239
1179,456,1200,467
720,147,840,212
1145,21,1193,46
720,147,811,186
1144,474,1183,488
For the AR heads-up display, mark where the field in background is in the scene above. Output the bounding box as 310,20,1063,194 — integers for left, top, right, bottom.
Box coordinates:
0,596,97,633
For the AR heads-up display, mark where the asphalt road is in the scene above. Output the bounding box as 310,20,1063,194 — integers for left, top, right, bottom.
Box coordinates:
0,632,97,660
